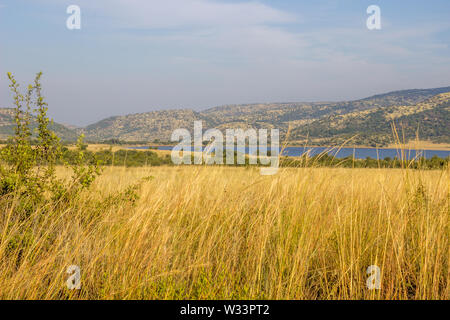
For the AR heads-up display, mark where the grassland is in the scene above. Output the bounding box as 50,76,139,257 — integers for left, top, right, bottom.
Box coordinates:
0,165,448,299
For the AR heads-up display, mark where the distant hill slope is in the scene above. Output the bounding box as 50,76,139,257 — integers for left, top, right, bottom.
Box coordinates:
358,87,450,105
290,92,450,146
1,86,449,146
79,109,209,142
80,86,450,146
0,108,78,141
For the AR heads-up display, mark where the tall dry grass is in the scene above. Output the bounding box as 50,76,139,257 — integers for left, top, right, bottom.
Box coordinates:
0,166,448,299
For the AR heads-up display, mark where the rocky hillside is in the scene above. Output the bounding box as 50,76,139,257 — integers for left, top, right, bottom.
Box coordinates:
80,109,207,142
290,92,450,146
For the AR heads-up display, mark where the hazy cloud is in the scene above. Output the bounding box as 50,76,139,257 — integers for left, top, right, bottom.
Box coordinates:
86,0,297,28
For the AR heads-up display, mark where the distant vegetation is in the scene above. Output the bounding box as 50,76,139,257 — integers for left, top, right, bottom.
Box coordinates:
56,148,449,170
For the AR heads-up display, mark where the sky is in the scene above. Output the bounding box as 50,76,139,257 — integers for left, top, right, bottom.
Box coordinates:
1,0,449,126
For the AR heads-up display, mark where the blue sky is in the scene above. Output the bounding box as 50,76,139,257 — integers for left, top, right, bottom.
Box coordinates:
1,0,449,126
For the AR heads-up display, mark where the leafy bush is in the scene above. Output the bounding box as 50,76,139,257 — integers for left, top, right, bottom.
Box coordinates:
0,72,101,214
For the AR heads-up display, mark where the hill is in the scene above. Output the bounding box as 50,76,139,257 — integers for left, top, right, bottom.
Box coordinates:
79,86,450,146
290,92,450,146
80,109,210,142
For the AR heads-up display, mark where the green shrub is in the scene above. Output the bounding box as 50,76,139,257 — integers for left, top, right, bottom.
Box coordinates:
0,72,101,215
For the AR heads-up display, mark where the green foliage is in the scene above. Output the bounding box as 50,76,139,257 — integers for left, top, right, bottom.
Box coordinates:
0,72,101,213
69,135,102,189
279,153,449,170
59,148,172,167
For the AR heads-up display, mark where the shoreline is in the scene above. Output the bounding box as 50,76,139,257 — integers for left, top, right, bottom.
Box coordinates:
284,145,450,151
145,144,450,152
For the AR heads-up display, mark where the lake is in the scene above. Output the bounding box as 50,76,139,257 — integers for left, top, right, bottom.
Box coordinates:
131,146,450,160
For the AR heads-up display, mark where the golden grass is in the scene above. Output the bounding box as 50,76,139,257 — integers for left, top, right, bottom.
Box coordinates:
66,143,174,156
0,166,448,299
66,144,128,153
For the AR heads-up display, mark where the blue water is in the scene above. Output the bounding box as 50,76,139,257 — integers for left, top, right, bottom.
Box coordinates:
281,147,450,160
132,146,450,160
